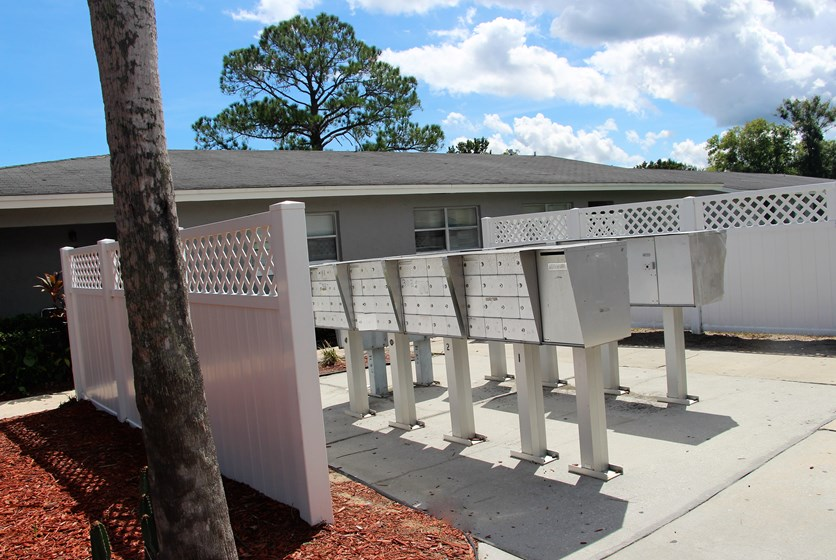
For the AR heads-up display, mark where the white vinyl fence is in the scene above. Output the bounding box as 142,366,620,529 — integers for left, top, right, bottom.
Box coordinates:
483,183,836,335
60,201,333,525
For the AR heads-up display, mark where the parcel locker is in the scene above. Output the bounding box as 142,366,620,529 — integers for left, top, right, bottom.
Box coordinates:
624,230,726,307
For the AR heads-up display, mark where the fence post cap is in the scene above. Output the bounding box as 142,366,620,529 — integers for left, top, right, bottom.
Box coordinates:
269,200,306,211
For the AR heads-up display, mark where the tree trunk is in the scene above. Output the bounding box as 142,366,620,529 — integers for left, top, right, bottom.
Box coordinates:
86,1,238,558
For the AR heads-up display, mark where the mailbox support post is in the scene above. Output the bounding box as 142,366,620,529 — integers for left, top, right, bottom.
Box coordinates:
570,346,622,480
659,307,699,405
539,345,566,388
602,341,629,395
343,330,373,418
510,344,558,464
413,336,435,386
486,341,513,381
388,332,424,431
443,337,485,446
367,346,390,397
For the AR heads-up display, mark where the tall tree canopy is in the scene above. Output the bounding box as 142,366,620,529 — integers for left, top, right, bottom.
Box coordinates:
706,118,796,174
193,13,443,152
88,0,238,557
635,158,697,171
447,137,490,154
776,95,836,178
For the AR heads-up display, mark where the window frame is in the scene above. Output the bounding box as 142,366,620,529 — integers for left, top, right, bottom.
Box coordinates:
414,206,481,253
521,202,574,213
305,211,341,263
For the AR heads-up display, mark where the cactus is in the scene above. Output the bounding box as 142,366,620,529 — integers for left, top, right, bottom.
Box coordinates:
90,467,159,560
90,521,112,560
139,467,159,560
141,512,160,560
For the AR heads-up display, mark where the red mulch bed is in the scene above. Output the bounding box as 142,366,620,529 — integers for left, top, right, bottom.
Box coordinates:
0,400,475,559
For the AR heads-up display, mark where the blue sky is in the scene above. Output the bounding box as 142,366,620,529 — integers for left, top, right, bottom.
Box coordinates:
2,0,834,168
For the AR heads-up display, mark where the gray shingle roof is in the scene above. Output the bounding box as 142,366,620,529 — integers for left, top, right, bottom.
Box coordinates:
1,150,829,197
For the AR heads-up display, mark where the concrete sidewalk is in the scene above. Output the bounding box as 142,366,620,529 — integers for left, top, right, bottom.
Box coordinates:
321,341,836,560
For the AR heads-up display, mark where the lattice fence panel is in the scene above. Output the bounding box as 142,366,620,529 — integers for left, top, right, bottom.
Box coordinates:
70,251,103,289
582,203,680,238
181,226,274,296
489,214,571,247
701,190,829,230
109,248,123,290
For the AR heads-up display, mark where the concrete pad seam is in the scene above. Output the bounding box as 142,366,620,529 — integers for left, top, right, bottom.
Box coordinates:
596,423,829,559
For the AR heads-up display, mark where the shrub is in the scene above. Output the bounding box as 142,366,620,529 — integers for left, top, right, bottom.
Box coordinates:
0,314,72,398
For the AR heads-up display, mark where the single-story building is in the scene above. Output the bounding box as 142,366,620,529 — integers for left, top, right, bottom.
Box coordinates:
1,150,829,317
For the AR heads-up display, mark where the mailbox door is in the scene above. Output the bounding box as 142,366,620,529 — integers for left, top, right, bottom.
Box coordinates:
536,252,583,345
625,237,659,305
656,235,696,305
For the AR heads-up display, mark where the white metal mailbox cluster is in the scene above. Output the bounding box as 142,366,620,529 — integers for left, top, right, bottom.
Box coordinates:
311,241,632,480
483,230,727,406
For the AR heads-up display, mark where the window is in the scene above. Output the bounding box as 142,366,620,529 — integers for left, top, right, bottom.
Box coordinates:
414,206,480,252
522,202,574,213
306,212,340,262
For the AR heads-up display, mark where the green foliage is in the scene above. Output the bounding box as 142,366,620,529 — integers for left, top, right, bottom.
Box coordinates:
777,95,836,177
193,13,443,152
319,342,340,368
635,158,697,171
447,137,490,154
822,139,836,180
706,118,796,174
33,272,66,319
0,314,71,398
90,521,112,560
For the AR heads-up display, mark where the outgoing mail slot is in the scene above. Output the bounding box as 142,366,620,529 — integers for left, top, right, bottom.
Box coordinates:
536,242,631,347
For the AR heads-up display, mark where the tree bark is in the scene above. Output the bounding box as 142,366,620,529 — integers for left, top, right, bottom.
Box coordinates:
86,1,238,558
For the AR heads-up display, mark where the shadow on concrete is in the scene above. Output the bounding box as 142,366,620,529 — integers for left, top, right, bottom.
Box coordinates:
323,401,630,560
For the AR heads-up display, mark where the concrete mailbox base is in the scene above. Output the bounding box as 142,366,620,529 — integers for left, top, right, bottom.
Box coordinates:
602,341,630,395
659,307,700,405
343,330,375,418
571,346,623,481
539,345,567,388
485,341,514,381
512,344,559,464
442,337,486,446
387,332,424,431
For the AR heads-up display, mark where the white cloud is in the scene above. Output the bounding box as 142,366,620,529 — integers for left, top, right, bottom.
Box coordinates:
442,112,475,129
627,129,672,150
671,139,709,168
347,0,460,15
382,18,643,110
483,113,513,135
480,113,641,165
228,0,318,23
557,0,836,125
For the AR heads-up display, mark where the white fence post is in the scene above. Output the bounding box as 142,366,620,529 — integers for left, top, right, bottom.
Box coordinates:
60,247,86,400
567,208,582,240
481,216,494,247
679,197,700,232
97,239,132,422
267,201,334,524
